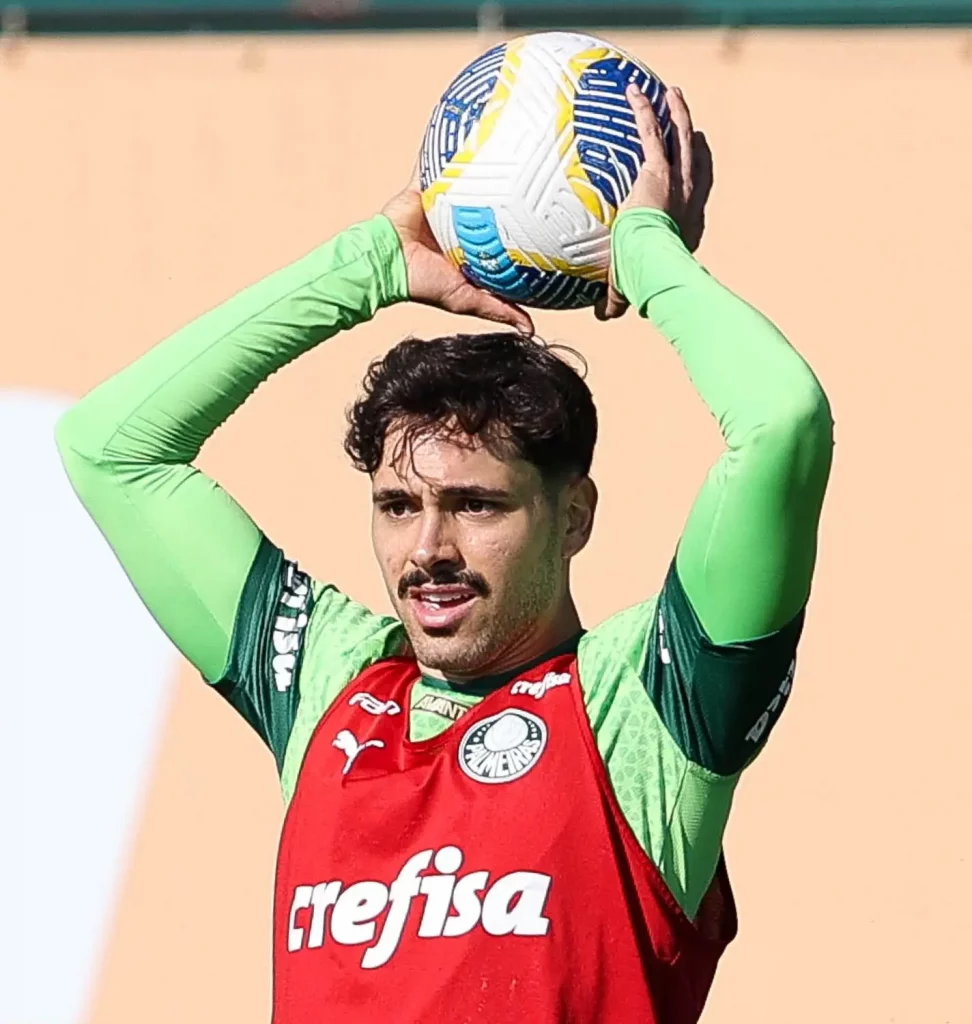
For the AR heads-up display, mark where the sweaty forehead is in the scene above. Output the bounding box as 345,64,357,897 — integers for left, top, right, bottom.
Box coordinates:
373,430,539,496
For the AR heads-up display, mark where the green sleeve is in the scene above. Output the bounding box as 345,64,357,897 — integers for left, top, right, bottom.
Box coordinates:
579,576,800,919
613,207,834,644
55,215,409,689
215,535,405,776
576,209,832,918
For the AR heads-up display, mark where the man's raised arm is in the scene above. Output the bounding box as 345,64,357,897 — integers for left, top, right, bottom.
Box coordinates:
593,86,834,800
56,171,531,691
615,206,833,647
56,217,409,682
571,87,833,916
608,85,833,649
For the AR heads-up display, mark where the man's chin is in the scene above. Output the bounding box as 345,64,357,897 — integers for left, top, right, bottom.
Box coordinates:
395,600,498,674
403,623,489,676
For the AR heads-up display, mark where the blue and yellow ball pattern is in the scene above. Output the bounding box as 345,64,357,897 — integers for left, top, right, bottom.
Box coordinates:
420,32,672,311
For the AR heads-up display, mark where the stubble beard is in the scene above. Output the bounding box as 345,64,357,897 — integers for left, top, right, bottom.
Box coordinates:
403,558,562,676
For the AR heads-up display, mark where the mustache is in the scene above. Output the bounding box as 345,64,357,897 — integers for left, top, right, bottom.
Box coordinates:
397,568,491,600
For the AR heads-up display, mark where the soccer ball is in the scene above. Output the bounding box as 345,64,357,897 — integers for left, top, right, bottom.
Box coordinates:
420,31,672,311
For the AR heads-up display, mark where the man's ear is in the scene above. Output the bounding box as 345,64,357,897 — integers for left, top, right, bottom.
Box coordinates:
562,476,598,560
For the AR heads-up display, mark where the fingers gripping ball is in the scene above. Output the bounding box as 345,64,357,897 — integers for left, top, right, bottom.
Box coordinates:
420,32,672,311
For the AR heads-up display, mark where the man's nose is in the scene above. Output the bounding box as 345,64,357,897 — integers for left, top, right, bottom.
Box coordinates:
411,508,461,572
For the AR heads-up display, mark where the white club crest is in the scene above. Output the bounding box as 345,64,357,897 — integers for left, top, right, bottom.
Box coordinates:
458,710,548,785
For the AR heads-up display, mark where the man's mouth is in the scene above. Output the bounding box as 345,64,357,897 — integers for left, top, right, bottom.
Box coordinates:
408,585,478,630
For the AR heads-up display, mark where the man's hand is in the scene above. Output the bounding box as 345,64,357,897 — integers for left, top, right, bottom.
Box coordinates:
382,166,534,336
595,84,714,321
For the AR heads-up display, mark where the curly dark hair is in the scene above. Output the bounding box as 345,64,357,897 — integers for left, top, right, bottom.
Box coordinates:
344,332,597,483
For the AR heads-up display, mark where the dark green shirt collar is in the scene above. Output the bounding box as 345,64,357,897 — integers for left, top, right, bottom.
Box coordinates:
419,631,584,698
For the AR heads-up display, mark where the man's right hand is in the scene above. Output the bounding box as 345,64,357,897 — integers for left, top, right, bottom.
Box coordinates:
382,168,534,336
595,84,715,321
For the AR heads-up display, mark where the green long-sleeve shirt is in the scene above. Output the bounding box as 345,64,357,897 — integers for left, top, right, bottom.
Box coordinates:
56,208,833,917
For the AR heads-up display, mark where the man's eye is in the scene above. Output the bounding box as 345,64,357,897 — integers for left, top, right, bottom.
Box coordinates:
382,501,413,518
462,499,495,515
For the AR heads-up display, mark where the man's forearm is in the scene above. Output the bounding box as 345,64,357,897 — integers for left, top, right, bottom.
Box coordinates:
613,208,833,642
56,215,408,680
58,216,407,467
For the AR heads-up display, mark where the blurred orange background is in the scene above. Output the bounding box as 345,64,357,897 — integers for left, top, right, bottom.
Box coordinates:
1,28,970,1023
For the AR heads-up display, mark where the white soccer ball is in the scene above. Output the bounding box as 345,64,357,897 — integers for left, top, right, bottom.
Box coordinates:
420,31,672,311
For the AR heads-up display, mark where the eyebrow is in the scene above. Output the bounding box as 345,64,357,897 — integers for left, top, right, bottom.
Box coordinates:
372,485,513,504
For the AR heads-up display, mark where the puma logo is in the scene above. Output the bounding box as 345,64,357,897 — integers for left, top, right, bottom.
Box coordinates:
332,729,385,776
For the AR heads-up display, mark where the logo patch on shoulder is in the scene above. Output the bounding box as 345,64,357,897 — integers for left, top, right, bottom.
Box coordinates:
272,562,312,693
458,709,547,785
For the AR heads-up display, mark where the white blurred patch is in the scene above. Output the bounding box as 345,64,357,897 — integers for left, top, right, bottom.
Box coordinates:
0,390,178,1024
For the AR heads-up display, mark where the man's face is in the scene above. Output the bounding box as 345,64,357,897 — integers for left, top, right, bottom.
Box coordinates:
371,427,585,677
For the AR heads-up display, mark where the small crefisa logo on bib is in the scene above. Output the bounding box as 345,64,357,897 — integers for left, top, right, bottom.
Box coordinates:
459,710,547,784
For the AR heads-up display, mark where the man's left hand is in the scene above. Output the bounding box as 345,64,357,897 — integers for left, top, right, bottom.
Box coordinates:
595,84,714,321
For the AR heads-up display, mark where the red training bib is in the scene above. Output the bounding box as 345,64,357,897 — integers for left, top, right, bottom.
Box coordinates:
273,652,735,1023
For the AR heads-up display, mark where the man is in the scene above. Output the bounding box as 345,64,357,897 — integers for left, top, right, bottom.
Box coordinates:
57,85,832,1022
